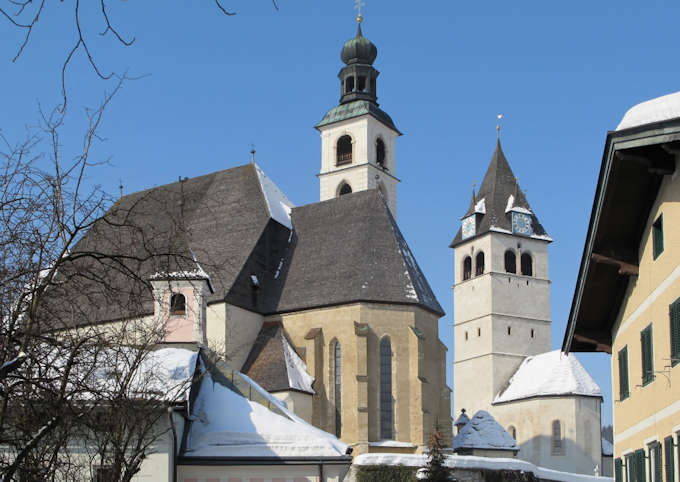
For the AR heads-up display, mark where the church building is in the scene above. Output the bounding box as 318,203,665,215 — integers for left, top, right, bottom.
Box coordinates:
53,15,452,459
450,140,606,475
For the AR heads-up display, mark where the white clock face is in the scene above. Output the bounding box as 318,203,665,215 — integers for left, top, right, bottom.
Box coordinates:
512,212,533,235
462,216,476,240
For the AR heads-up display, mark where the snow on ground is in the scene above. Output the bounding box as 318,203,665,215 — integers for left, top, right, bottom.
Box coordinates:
453,410,518,451
254,163,294,229
282,335,315,394
184,371,346,457
617,90,680,130
494,350,601,404
354,454,613,482
368,440,416,448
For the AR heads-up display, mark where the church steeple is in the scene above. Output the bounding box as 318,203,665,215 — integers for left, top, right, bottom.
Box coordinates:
315,15,401,217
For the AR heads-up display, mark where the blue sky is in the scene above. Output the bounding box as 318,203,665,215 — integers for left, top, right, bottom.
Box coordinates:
4,0,680,427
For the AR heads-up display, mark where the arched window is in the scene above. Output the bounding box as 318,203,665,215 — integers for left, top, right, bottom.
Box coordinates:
170,293,186,315
376,138,386,168
338,183,352,196
380,337,393,439
357,75,367,92
508,425,517,440
336,135,353,165
332,341,342,438
521,253,533,276
463,256,472,281
551,420,564,455
345,76,355,94
475,251,485,276
505,250,516,274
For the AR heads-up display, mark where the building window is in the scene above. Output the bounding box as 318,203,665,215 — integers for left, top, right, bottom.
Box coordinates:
508,425,517,440
336,135,353,165
477,328,481,337
475,252,485,276
618,346,629,400
530,328,535,338
507,326,511,335
464,331,468,341
331,340,342,438
664,436,675,482
338,183,352,196
505,250,516,274
170,293,186,315
551,420,564,455
653,214,663,259
641,324,654,386
376,138,386,168
520,253,533,276
463,256,472,281
345,76,355,94
649,441,662,482
671,297,680,367
379,337,393,439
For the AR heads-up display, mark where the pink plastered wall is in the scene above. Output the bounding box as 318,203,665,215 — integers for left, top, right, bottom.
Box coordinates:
162,286,195,343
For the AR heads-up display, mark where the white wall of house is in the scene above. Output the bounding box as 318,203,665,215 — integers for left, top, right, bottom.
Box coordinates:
177,463,349,481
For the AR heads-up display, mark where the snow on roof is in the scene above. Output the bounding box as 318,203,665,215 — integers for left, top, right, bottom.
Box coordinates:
493,350,601,404
184,371,346,458
282,335,315,394
617,91,680,130
369,440,416,448
354,454,613,482
254,163,294,229
474,198,486,214
453,410,518,451
602,438,613,457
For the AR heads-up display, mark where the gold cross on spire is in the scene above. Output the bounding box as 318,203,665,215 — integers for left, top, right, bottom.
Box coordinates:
496,113,503,140
354,0,365,23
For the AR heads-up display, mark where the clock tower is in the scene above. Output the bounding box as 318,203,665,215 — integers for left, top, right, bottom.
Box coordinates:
450,140,553,416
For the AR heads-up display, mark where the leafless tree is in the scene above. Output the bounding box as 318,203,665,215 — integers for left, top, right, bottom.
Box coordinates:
0,81,204,480
1,0,280,110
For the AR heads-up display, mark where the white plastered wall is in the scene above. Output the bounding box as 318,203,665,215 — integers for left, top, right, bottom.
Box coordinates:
273,390,314,424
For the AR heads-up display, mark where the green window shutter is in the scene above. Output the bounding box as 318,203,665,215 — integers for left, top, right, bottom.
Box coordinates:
615,458,623,482
636,448,647,482
665,436,675,482
654,442,662,482
628,453,637,482
641,325,654,385
653,214,664,259
619,346,629,400
671,299,680,366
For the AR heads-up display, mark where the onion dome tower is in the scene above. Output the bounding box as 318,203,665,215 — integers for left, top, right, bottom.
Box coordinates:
315,13,401,217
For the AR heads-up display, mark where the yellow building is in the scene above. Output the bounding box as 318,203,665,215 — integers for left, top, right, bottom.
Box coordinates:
564,91,680,482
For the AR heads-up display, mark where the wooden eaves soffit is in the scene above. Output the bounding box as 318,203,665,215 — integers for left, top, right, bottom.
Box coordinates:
563,127,680,355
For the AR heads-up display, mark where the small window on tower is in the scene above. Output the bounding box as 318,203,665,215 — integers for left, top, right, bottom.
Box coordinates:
477,328,481,337
531,328,535,338
521,253,533,276
505,250,516,274
475,252,485,276
507,326,511,335
463,256,472,281
376,138,386,168
336,135,353,165
345,76,355,94
357,75,366,92
339,183,352,196
170,293,186,315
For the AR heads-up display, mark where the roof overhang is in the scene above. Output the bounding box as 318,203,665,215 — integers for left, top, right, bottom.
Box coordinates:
563,119,680,353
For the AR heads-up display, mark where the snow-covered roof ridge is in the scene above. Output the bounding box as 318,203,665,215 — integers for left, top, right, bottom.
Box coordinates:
493,350,601,404
617,90,680,131
254,163,294,229
453,410,518,452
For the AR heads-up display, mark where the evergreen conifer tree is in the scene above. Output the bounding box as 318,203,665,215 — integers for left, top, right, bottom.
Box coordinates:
422,425,449,482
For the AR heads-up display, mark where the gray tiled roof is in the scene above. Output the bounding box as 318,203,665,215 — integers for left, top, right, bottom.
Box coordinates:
277,189,443,316
450,140,549,247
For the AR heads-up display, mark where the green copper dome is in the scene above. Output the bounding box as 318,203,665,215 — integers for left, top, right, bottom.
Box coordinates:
341,24,377,65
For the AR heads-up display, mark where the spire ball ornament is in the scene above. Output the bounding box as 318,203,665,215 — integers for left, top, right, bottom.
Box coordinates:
354,0,365,22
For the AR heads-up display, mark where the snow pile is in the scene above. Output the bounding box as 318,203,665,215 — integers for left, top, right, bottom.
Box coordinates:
453,410,518,451
617,90,680,130
354,454,613,482
254,163,294,229
505,194,532,214
494,350,601,404
282,336,315,394
185,371,346,458
602,438,613,456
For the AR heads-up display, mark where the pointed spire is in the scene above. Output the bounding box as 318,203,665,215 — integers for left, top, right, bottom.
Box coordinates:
465,184,476,214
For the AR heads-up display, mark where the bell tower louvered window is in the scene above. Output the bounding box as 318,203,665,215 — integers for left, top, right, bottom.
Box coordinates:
463,256,472,281
505,250,516,274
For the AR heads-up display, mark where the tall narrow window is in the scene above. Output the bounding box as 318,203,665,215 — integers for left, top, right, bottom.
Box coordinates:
653,214,664,259
521,253,533,276
618,346,629,400
641,324,654,386
551,420,564,455
379,337,393,439
670,297,680,367
336,135,353,165
170,293,186,315
664,436,675,482
339,183,352,196
333,341,342,438
649,442,662,482
475,252,485,276
505,250,516,274
376,138,386,168
463,256,472,281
